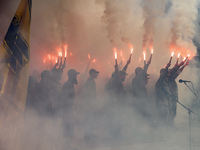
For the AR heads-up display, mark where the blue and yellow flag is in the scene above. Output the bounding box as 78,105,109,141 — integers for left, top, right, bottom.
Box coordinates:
0,0,32,137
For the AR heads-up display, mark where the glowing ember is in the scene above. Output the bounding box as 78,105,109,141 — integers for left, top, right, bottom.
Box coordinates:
171,51,174,57
88,53,91,59
131,48,133,54
178,53,180,58
143,52,146,61
65,49,67,58
59,52,62,57
151,49,153,54
92,59,96,63
115,51,117,59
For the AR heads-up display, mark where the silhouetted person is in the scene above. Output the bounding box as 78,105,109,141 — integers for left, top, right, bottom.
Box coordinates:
37,70,54,116
131,60,151,120
84,68,99,100
60,69,80,139
51,68,63,116
167,60,189,126
83,68,99,144
155,62,171,126
25,76,38,114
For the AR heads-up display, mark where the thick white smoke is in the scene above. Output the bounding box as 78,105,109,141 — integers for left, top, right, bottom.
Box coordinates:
0,0,200,150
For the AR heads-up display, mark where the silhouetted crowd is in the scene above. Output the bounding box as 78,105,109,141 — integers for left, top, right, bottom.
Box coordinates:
25,56,189,148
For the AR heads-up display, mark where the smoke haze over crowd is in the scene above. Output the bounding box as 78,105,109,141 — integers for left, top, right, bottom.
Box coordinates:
1,0,200,149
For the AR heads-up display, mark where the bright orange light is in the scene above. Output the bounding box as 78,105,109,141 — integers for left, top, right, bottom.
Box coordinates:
115,52,117,59
171,51,174,57
151,49,153,54
183,57,186,61
131,48,133,54
48,54,51,60
178,53,180,58
59,52,62,57
143,52,146,61
88,53,91,59
65,49,67,58
92,59,96,63
187,54,190,57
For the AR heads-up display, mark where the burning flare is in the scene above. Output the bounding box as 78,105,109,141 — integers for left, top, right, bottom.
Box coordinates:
171,51,174,57
115,51,117,60
143,52,146,61
151,49,153,54
178,53,181,58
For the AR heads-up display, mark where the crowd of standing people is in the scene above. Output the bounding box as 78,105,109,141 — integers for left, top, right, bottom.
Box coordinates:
25,55,189,149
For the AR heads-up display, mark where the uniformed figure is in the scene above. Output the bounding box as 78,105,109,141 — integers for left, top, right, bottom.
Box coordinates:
37,70,54,116
60,69,80,139
83,68,99,144
155,63,172,126
168,60,189,125
131,60,151,118
84,68,99,100
51,68,63,116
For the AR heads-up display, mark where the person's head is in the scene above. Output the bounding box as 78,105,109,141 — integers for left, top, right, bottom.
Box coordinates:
89,68,99,79
135,67,143,75
119,70,128,82
41,70,52,82
67,69,80,85
160,68,167,78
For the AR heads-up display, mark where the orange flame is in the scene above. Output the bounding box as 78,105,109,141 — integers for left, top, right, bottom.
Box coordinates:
151,49,153,54
92,59,96,63
143,52,146,61
171,51,174,57
178,53,180,58
115,51,117,59
131,48,133,54
65,49,67,58
88,53,91,59
59,52,62,57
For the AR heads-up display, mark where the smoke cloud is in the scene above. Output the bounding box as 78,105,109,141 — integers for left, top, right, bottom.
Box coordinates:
0,0,200,150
